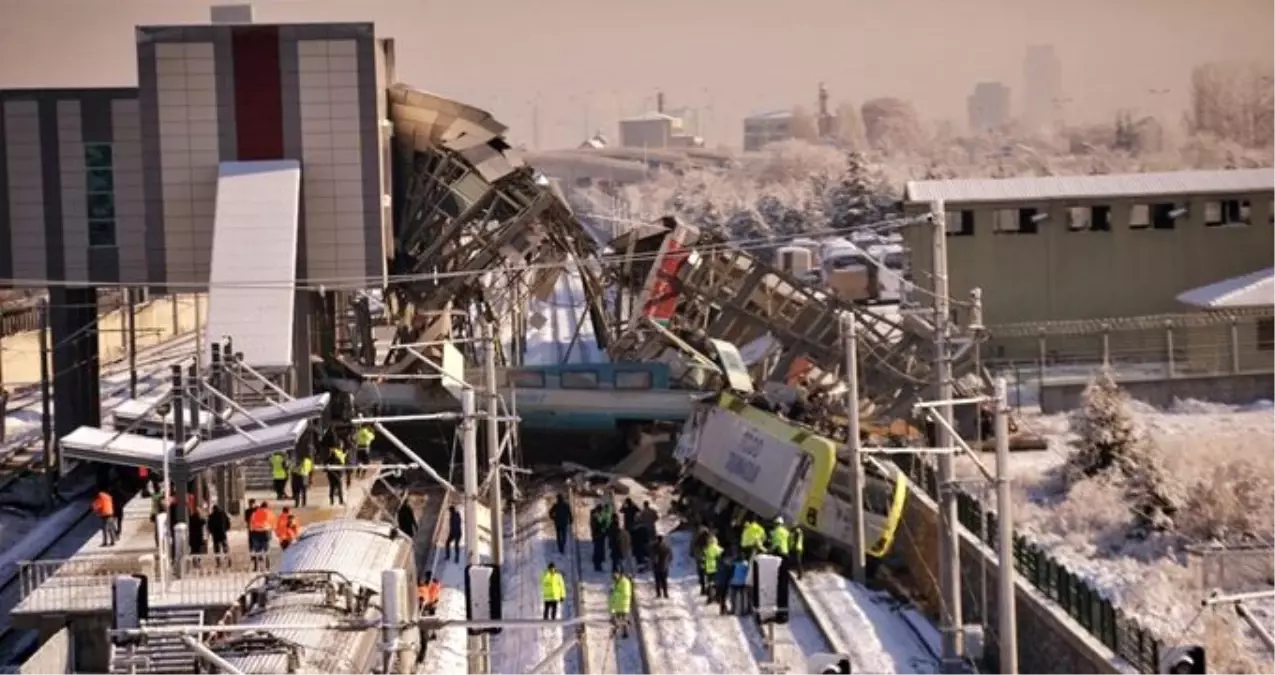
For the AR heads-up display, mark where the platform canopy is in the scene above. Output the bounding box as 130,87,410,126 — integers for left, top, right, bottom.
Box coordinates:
59,419,310,473
110,393,331,439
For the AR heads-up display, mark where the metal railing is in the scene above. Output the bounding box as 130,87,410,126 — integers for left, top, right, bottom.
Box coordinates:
17,549,282,613
892,455,1169,674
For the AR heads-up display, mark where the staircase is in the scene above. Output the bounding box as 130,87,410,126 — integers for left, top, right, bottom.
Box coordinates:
242,460,276,491
108,608,206,674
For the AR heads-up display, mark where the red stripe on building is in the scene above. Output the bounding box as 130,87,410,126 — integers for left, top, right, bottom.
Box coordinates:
231,26,284,161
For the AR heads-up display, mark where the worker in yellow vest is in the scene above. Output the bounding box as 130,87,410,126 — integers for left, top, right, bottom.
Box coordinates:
609,570,633,638
268,451,289,500
326,444,347,506
700,534,724,602
792,526,805,578
541,562,567,620
741,519,766,556
354,424,376,479
291,454,313,508
769,517,790,556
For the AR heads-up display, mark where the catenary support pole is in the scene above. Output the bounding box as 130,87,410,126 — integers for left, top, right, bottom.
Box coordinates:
171,364,188,526
38,299,53,496
932,200,965,672
842,313,866,583
462,388,479,566
126,287,138,398
994,377,1018,674
485,322,504,568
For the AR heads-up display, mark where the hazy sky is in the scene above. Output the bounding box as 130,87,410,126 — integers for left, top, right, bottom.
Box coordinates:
1,0,1270,149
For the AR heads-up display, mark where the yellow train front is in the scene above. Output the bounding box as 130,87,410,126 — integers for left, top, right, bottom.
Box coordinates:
674,392,908,563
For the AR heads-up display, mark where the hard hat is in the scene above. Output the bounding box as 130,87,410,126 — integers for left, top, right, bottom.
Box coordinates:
774,516,785,525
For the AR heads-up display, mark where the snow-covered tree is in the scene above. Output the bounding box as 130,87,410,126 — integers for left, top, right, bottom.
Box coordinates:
1065,370,1180,536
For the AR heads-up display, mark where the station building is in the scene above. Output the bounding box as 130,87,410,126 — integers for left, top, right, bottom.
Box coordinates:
0,15,395,436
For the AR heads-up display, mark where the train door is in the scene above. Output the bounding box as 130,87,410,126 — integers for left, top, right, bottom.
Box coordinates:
779,453,815,526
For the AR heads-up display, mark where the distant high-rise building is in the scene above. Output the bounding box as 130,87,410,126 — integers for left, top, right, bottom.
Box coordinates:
967,82,1012,133
1022,45,1062,131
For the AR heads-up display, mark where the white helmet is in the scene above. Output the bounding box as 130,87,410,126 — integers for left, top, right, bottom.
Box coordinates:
774,516,784,525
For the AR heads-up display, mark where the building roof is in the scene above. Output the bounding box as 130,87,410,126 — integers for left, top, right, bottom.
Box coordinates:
620,112,679,123
904,168,1275,205
1176,268,1274,309
745,110,795,122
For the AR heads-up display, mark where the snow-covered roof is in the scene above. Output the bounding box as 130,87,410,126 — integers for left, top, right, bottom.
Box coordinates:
1176,268,1274,309
620,111,679,123
745,109,795,122
904,168,1274,205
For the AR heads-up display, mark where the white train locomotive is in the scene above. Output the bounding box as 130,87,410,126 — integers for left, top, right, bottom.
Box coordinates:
208,519,417,673
675,392,908,560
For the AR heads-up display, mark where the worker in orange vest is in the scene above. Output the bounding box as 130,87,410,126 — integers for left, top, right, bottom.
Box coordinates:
92,489,117,547
415,571,443,665
248,501,275,571
275,508,301,550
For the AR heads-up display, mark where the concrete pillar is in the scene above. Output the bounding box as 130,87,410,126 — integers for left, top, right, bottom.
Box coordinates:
49,287,102,438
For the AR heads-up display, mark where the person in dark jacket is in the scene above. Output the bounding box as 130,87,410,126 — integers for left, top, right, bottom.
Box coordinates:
691,526,712,594
620,498,640,532
650,534,673,599
398,501,418,538
634,501,658,569
188,506,208,558
713,550,733,612
445,506,462,562
549,494,572,555
208,503,231,567
610,521,632,574
589,505,607,572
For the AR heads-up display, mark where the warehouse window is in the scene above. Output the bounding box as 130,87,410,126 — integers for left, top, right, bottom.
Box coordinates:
1090,205,1112,231
992,209,1018,233
1067,207,1090,231
1259,319,1274,352
1016,208,1041,234
945,210,974,236
85,142,116,247
1129,204,1150,229
1151,202,1179,230
1224,199,1251,226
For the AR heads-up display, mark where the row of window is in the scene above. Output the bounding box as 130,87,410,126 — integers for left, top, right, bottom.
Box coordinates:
508,368,656,390
946,198,1271,236
86,142,117,247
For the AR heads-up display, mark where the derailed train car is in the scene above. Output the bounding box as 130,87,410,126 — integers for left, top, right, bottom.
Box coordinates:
675,392,908,561
207,520,417,674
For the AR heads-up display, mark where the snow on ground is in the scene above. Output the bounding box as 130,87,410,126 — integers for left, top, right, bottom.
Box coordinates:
572,495,644,674
733,568,834,673
420,534,493,675
522,270,607,366
953,398,1275,672
637,530,759,675
491,496,580,675
797,571,940,674
996,362,1172,410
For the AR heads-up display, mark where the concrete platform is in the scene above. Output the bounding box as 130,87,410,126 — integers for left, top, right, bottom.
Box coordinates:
11,466,381,625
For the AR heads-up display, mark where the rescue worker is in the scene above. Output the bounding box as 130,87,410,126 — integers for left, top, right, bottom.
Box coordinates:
741,518,766,556
418,571,441,616
397,500,418,538
92,489,117,547
791,525,805,579
248,501,275,571
541,562,567,620
326,443,347,506
691,525,713,594
650,534,673,599
608,571,633,638
726,555,751,615
769,516,790,557
291,452,313,508
635,501,658,569
244,498,258,530
549,494,572,555
610,519,631,574
188,505,208,557
354,423,376,478
268,451,289,500
586,502,606,571
700,534,723,601
208,502,231,567
713,548,733,611
445,505,462,562
620,498,640,533
275,508,300,550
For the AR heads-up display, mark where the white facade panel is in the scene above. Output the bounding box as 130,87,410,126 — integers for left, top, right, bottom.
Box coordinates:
205,160,301,369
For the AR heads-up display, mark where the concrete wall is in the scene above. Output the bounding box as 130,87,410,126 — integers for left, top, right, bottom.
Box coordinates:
1040,371,1275,413
1,293,207,386
905,193,1275,325
890,478,1121,674
20,626,72,674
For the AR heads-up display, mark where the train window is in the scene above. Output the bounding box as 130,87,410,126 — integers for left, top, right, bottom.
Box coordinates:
615,370,653,390
509,370,545,388
560,371,599,389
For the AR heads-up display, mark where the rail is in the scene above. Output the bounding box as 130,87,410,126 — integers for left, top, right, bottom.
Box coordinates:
565,484,593,675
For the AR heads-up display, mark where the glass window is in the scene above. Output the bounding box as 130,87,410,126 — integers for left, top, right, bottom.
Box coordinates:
88,220,116,247
1203,201,1223,226
560,371,599,389
615,370,653,390
1129,204,1150,229
1067,207,1090,231
86,169,114,194
87,193,115,220
84,143,113,170
509,370,545,388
